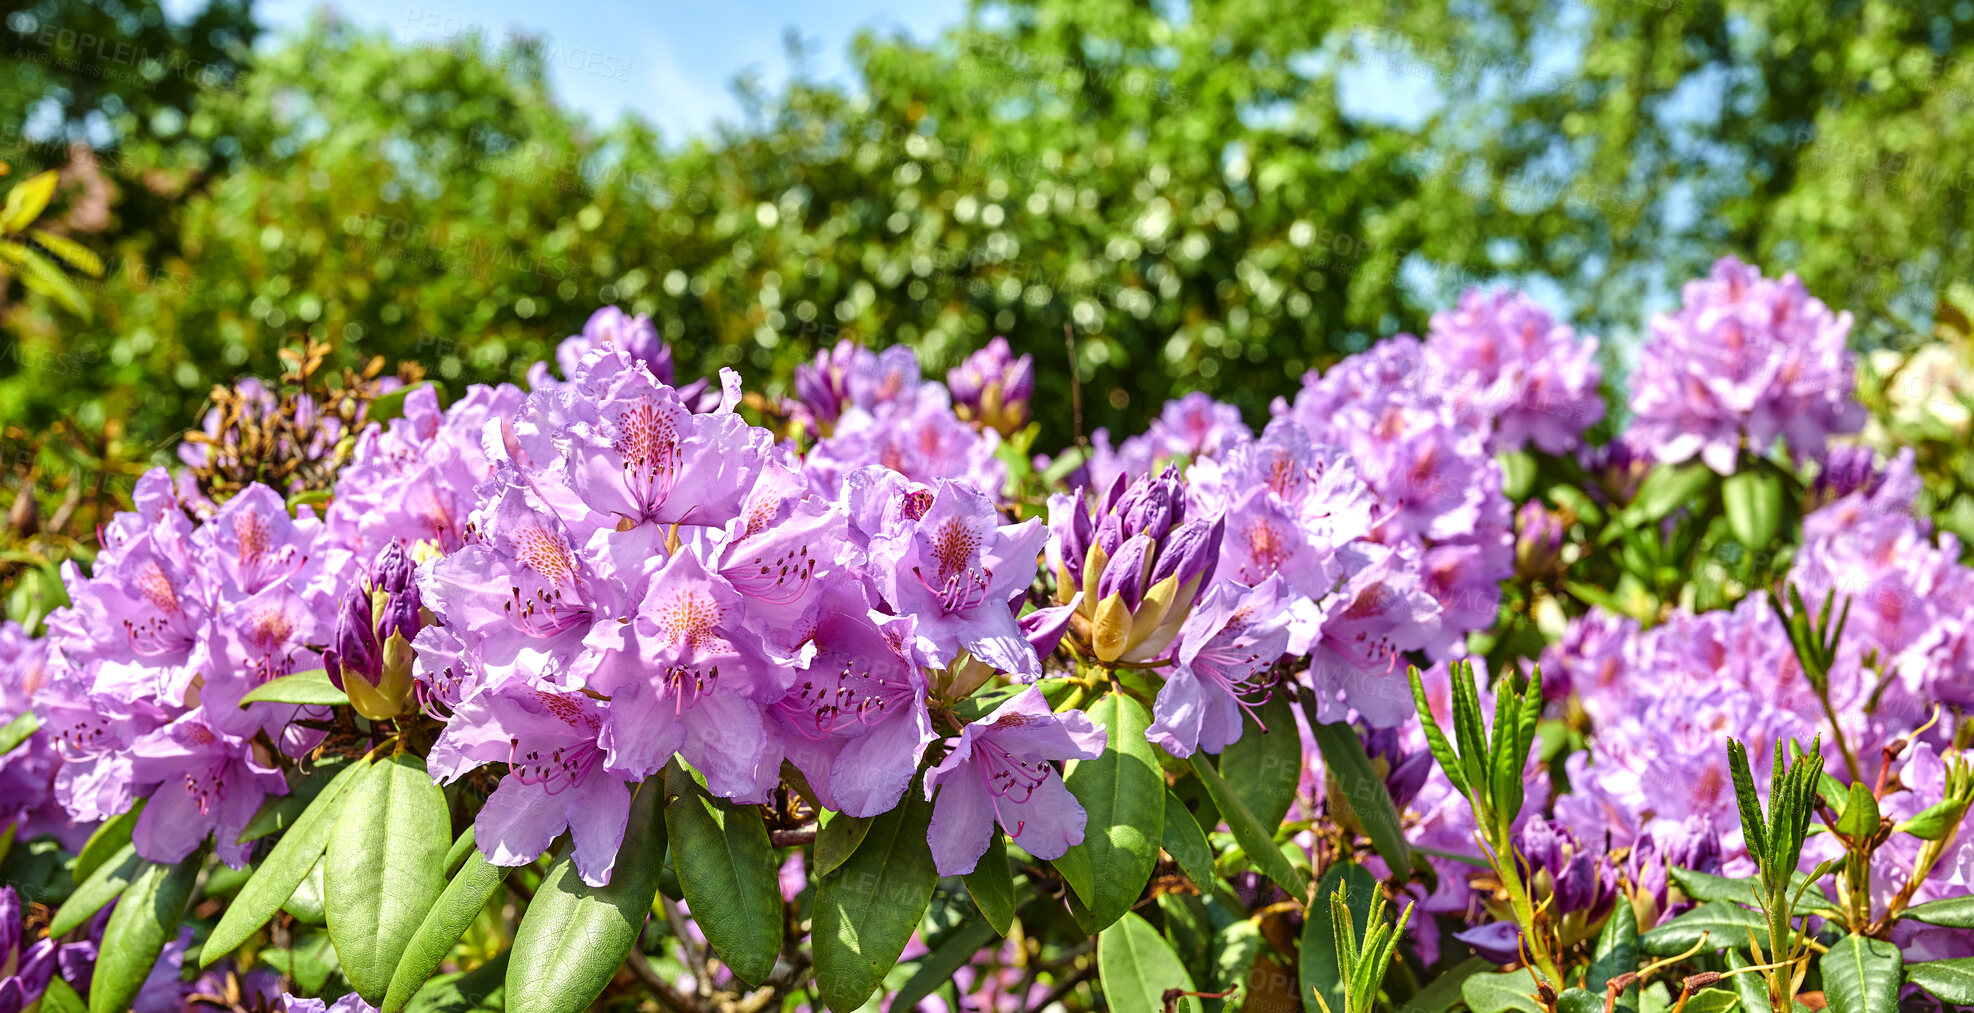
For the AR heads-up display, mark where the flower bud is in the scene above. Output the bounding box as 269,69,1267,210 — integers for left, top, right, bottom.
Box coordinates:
1514,500,1567,580
1052,469,1225,665
948,337,1035,435
325,543,421,721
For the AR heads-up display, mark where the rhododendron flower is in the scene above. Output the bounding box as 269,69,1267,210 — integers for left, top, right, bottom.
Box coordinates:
923,688,1106,876
127,713,288,867
1048,467,1223,665
870,481,1046,678
948,336,1035,435
430,683,631,886
1627,255,1864,474
772,584,933,817
1147,576,1293,757
1423,288,1604,455
1305,543,1444,726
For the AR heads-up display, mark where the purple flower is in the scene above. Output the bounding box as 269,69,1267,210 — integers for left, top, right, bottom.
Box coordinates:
327,382,524,557
538,306,671,387
1626,256,1864,474
1047,467,1224,665
947,336,1035,435
805,390,1008,498
1304,542,1444,727
771,584,933,817
562,362,769,530
126,712,288,867
430,683,631,886
584,546,784,801
1513,500,1567,580
922,687,1106,876
0,886,57,1013
1423,288,1604,455
1147,577,1293,757
1147,392,1251,460
869,481,1046,678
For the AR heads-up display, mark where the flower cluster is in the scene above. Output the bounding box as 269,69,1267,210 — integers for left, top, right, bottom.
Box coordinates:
1628,255,1865,474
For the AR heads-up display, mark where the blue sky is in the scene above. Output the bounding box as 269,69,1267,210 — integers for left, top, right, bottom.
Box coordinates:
248,0,970,140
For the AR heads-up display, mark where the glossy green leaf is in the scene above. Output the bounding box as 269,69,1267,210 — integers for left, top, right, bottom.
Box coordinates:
284,858,327,925
1587,893,1639,995
1722,466,1785,548
813,787,939,1012
664,763,783,986
1669,866,1834,911
1906,958,1974,1005
1160,788,1215,890
814,811,871,879
507,774,667,1013
1638,901,1766,956
962,831,1016,936
891,918,1002,1012
1835,781,1880,841
1410,957,1489,1013
204,756,370,966
1894,799,1970,841
382,852,514,1013
1309,717,1412,878
1207,918,1264,1004
89,852,201,1013
444,826,479,878
1822,934,1901,1013
325,754,453,1004
1619,462,1715,531
1904,895,1974,929
240,667,347,706
1462,971,1548,1013
1055,692,1164,933
1098,911,1202,1013
50,843,139,936
40,976,86,1013
0,711,39,757
1300,861,1374,1013
1558,988,1605,1013
1725,948,1772,1013
240,757,355,843
71,804,141,884
1218,693,1301,830
1189,752,1307,899
1682,989,1740,1013
405,951,508,1013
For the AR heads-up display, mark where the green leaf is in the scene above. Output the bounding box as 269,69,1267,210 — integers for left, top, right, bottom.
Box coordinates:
204,757,370,966
1462,971,1548,1013
444,826,480,878
50,843,139,936
1410,957,1489,1013
2,171,59,233
1300,862,1375,1013
1587,894,1639,995
0,711,40,757
1682,989,1741,1013
813,786,939,1013
814,811,871,879
1617,462,1716,532
1308,718,1412,878
1906,957,1974,1005
1638,901,1766,956
71,804,141,884
382,852,514,1013
663,763,784,986
1834,781,1880,841
1160,788,1216,890
1726,741,1770,873
325,753,453,1005
1408,666,1468,798
284,858,327,925
1725,949,1772,1013
962,832,1016,936
241,668,347,707
366,382,442,424
40,976,86,1013
1189,752,1308,900
28,228,103,277
1903,895,1974,929
1893,799,1970,841
1098,911,1203,1013
1722,466,1785,548
1670,867,1834,912
508,775,667,1013
1055,692,1164,933
1207,919,1264,1003
406,951,508,1013
1822,934,1901,1013
240,757,355,843
891,917,1002,1012
1558,988,1605,1013
88,852,202,1013
1219,693,1301,830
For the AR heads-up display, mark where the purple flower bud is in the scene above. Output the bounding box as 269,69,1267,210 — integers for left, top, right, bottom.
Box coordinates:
793,340,856,428
1148,515,1223,591
1048,488,1094,585
583,306,671,383
1453,921,1524,964
1116,464,1185,541
1807,444,1885,511
323,578,382,693
373,542,422,643
1514,500,1567,579
947,337,1036,434
1098,533,1154,611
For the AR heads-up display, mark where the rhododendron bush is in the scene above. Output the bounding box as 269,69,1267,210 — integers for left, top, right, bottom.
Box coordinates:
4,256,1974,1013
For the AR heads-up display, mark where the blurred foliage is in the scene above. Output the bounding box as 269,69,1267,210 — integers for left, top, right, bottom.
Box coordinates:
0,0,1972,473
